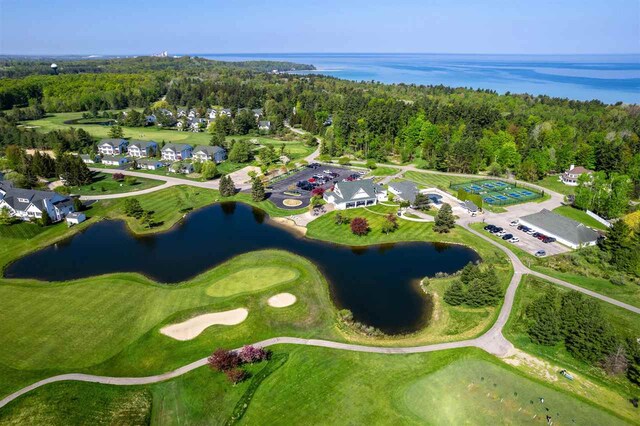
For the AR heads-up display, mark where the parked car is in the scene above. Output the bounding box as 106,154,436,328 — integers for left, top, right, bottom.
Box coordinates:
323,170,332,174
509,220,519,226
502,234,513,240
509,237,520,243
496,230,507,237
490,227,503,234
543,237,556,243
534,250,546,257
526,229,536,235
484,224,496,231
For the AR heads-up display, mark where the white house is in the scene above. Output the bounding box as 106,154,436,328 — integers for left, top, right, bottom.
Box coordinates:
177,108,187,118
258,120,271,131
80,154,101,164
136,159,164,170
102,156,129,166
388,181,419,204
220,108,232,118
560,165,594,186
252,108,263,120
207,108,218,119
187,109,198,119
66,212,86,226
98,139,128,155
169,161,194,174
190,118,207,132
519,209,600,249
192,146,227,163
127,140,158,158
323,179,387,210
0,181,75,222
161,144,193,161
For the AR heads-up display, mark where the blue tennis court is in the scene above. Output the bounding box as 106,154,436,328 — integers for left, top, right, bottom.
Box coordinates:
451,179,543,206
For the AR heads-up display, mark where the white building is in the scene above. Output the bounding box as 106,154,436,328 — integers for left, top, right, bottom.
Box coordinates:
161,144,193,161
102,156,129,167
323,179,387,210
0,181,75,222
97,139,128,156
192,146,226,163
519,209,600,249
66,212,86,226
136,159,164,170
127,140,158,158
560,165,594,186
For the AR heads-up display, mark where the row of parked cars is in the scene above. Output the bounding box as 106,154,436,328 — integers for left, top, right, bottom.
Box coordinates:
510,221,557,244
483,224,520,243
296,170,342,191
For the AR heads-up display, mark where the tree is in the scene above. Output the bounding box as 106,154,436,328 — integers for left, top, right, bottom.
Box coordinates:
601,345,628,376
200,161,218,180
123,198,143,218
0,208,18,226
234,110,256,135
108,125,124,139
381,213,398,234
412,193,431,211
219,175,237,197
526,288,562,346
228,140,252,163
251,177,265,202
433,203,455,233
208,349,241,372
443,280,465,306
39,212,52,227
334,212,348,225
238,345,270,363
73,197,83,212
258,145,278,166
350,217,369,235
139,210,155,229
113,173,125,182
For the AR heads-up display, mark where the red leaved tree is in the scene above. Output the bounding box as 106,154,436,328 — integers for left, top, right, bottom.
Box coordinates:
238,345,270,363
225,368,248,384
311,187,325,197
112,173,125,181
350,217,369,236
208,348,240,372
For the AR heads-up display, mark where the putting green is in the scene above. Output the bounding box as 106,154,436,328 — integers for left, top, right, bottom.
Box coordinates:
206,266,299,297
401,359,624,425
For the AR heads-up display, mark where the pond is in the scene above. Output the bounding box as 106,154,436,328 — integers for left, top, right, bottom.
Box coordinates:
4,203,480,334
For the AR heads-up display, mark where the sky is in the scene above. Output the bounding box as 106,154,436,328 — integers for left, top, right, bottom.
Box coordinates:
0,0,638,55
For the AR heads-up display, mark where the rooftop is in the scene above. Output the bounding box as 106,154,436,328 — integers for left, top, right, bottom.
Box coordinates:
520,209,600,246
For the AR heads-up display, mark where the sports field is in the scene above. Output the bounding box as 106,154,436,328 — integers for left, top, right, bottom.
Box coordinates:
451,179,542,206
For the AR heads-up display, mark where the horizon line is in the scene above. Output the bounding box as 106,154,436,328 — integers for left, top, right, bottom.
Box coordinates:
1,52,639,57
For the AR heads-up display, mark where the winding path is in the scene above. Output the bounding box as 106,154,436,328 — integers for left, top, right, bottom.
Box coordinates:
2,160,638,410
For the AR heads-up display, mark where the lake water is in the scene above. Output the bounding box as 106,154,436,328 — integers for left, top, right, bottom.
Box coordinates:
199,53,640,104
5,203,479,334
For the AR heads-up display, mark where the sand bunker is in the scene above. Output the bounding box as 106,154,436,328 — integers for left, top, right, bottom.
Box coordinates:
160,308,248,341
268,293,297,308
283,199,303,207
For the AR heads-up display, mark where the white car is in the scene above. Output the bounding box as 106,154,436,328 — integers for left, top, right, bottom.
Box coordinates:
496,230,507,237
526,229,536,235
509,237,519,243
509,220,519,226
323,170,332,174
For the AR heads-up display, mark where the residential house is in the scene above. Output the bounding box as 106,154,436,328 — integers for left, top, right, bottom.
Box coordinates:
161,144,193,161
80,154,101,164
66,212,86,226
101,156,129,167
190,118,207,132
177,108,187,118
169,161,194,174
193,146,227,163
187,109,198,119
323,179,387,210
258,120,272,131
136,158,164,170
252,108,263,120
560,165,594,186
127,140,158,158
145,114,157,125
98,139,128,156
0,181,75,222
207,108,218,119
220,108,232,118
388,181,419,204
519,209,600,249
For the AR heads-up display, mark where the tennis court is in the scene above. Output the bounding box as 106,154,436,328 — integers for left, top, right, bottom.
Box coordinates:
451,179,543,206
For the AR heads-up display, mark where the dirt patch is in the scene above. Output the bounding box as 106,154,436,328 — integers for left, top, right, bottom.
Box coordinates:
268,293,297,307
25,149,56,159
502,348,558,382
160,308,248,341
269,217,307,237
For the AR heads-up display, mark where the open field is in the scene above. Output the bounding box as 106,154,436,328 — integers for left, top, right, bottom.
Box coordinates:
537,175,576,196
66,172,164,196
553,205,609,231
0,346,629,425
403,170,469,190
503,275,640,420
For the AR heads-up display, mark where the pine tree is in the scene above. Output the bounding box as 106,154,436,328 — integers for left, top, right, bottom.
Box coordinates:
251,177,265,202
459,262,481,285
526,288,562,346
433,203,455,233
443,280,465,306
412,192,431,210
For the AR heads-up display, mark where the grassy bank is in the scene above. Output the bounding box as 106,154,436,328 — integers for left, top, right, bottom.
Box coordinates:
553,205,609,231
67,172,164,196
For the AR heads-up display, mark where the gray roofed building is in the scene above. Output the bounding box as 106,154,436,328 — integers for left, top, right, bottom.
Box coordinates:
463,200,479,213
0,184,74,222
258,120,271,130
388,181,419,204
519,208,600,249
323,179,387,210
98,138,128,155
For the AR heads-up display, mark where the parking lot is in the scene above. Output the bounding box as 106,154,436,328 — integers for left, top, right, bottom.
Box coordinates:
267,164,363,210
480,215,570,256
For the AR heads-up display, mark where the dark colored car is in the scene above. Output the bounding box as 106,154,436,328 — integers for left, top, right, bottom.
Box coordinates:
484,225,495,231
490,227,503,234
502,234,513,240
543,237,556,243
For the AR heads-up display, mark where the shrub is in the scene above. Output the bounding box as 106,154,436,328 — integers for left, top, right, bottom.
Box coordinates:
112,173,125,182
124,176,137,186
334,212,349,225
338,156,351,165
238,345,270,363
225,368,248,384
311,187,325,197
366,159,377,169
350,217,369,235
208,349,241,372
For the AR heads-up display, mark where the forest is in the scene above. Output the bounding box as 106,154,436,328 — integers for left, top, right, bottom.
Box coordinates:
0,57,638,200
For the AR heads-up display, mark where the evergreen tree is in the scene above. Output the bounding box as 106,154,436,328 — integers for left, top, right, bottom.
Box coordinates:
39,212,52,227
433,203,455,233
123,198,144,218
459,262,481,285
412,192,431,210
443,280,465,306
251,177,265,202
108,125,124,139
526,288,562,346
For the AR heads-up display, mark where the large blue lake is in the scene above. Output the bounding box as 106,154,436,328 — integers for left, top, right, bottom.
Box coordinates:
198,53,639,104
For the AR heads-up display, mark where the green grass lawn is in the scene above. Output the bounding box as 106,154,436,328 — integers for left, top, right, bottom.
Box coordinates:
66,172,164,196
503,275,640,421
403,170,469,190
1,346,627,425
537,175,576,196
369,166,399,177
553,205,609,231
